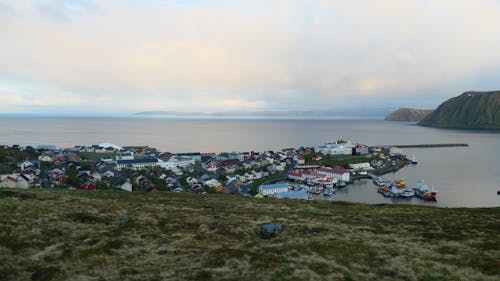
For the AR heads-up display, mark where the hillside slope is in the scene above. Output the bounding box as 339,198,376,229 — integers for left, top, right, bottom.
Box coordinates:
0,189,498,281
418,91,500,130
385,108,433,121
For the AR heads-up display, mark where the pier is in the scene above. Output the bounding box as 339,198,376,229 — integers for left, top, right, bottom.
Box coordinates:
384,143,469,148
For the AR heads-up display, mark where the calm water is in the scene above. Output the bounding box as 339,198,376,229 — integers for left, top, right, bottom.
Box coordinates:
0,116,499,207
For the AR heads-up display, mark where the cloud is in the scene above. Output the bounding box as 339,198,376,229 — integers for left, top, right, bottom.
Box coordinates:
0,0,499,114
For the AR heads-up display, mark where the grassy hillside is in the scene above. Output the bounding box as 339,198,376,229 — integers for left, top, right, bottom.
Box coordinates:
419,91,500,130
385,108,433,121
0,189,499,281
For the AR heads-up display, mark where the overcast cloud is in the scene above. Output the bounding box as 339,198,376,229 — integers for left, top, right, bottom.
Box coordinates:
0,0,499,115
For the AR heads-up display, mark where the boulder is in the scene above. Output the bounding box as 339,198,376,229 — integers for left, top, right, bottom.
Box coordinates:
260,223,283,239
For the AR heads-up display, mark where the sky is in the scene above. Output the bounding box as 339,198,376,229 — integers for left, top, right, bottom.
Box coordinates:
0,0,499,116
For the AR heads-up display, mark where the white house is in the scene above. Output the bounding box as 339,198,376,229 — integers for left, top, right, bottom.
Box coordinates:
101,156,115,163
118,181,133,192
349,163,372,170
203,179,222,189
258,183,289,196
18,161,36,171
0,174,30,189
38,154,53,162
317,167,350,182
116,151,134,161
186,177,198,186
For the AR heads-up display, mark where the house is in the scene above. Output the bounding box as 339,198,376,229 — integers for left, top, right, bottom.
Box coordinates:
102,170,115,178
288,171,305,181
117,180,133,192
38,154,53,162
16,174,30,189
204,178,223,189
224,166,236,174
81,179,96,191
220,159,240,168
171,166,183,176
349,163,372,170
54,175,69,185
251,170,263,179
203,160,218,172
0,174,31,189
353,145,369,155
316,167,350,182
91,171,102,182
258,183,289,196
312,155,323,161
0,176,18,188
116,156,160,171
186,177,199,186
297,156,305,165
116,151,135,160
101,156,115,163
18,161,36,171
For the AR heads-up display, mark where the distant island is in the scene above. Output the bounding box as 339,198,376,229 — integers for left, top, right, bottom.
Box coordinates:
384,108,433,121
134,109,386,119
418,91,500,130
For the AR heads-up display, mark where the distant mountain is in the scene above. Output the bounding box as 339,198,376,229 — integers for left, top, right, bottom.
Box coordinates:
418,91,500,130
384,108,433,121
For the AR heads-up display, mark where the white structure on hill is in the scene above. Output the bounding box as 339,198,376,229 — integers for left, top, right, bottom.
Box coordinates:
315,140,355,155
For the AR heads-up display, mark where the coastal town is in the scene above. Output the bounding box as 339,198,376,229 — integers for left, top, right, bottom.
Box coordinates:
0,140,436,201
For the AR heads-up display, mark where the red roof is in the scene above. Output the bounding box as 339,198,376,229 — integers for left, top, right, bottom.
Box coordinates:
317,167,348,174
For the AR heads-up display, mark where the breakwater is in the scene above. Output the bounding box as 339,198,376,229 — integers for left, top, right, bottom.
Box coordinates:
387,143,469,148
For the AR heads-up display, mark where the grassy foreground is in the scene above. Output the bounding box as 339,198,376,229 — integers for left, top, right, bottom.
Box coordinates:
0,189,498,281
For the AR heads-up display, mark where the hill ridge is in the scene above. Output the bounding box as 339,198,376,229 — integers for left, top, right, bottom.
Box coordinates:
418,91,500,130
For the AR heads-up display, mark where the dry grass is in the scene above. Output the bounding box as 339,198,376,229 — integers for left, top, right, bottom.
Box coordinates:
0,189,498,281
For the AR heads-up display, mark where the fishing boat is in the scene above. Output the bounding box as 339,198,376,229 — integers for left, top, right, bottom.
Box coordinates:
414,180,437,200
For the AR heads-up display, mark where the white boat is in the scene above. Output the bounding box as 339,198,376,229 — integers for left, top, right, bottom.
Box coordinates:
390,185,401,197
400,188,415,198
411,156,418,164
